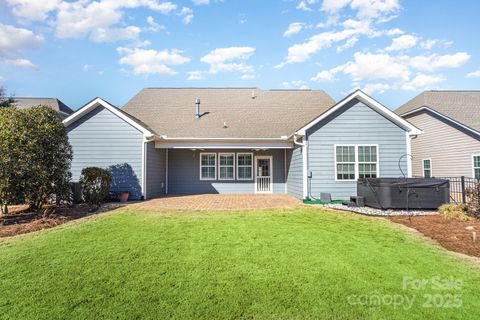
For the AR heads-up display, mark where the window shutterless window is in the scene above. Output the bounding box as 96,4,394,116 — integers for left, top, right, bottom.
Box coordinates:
335,145,379,181
358,146,377,178
218,153,235,180
336,146,356,180
473,156,480,180
200,153,216,180
237,153,253,180
422,159,432,178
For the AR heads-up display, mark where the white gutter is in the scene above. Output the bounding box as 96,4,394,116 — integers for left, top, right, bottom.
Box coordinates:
293,132,308,199
142,134,156,200
158,135,289,141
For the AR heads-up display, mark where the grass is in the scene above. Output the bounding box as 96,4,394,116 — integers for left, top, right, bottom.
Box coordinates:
0,206,479,319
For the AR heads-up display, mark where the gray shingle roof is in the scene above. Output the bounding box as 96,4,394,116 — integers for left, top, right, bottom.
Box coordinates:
12,98,74,117
122,88,335,138
395,91,480,132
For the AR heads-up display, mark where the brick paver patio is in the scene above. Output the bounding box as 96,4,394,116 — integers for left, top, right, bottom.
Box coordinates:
134,194,301,211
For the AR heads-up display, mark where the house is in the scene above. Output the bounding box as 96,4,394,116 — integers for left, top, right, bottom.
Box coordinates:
396,91,480,179
63,88,421,200
11,97,74,119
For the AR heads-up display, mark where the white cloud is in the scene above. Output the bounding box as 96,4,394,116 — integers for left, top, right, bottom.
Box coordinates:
117,47,190,75
90,26,141,43
296,0,318,11
190,0,209,5
284,23,305,38
5,0,180,43
321,0,350,12
310,69,338,82
2,58,37,69
0,24,43,69
362,83,391,94
281,80,309,89
401,74,445,91
179,7,194,24
187,71,204,80
276,20,373,67
385,34,418,51
350,0,401,21
0,23,44,52
466,70,480,78
311,50,469,92
5,0,61,22
146,16,166,32
200,47,256,74
342,52,410,82
336,37,358,52
279,0,403,67
407,52,470,72
240,74,255,80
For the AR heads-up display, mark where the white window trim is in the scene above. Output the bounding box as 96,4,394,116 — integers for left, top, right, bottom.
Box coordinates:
422,158,432,178
472,155,480,180
218,153,235,181
236,152,253,180
334,144,380,182
200,152,217,180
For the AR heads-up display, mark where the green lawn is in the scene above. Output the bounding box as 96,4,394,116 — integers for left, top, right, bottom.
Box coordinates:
0,206,479,319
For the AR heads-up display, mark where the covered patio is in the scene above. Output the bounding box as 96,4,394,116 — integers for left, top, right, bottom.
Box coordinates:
132,194,301,211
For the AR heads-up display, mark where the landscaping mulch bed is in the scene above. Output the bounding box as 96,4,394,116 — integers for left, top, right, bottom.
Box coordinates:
0,203,125,238
389,215,480,258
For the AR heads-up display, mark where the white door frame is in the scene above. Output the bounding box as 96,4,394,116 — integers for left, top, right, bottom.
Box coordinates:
255,155,273,194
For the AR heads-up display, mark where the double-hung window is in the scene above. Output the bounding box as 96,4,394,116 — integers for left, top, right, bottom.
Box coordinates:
335,145,378,180
237,153,253,180
218,153,235,180
422,159,432,178
336,146,356,180
473,156,480,180
358,146,377,178
200,153,216,180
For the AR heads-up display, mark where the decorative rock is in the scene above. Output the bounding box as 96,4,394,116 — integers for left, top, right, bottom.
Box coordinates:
318,204,437,216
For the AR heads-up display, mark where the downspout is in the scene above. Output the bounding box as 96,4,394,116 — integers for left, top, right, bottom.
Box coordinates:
142,135,156,200
294,133,309,200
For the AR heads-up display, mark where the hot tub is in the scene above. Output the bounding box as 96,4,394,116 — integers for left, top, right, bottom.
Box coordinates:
357,178,450,210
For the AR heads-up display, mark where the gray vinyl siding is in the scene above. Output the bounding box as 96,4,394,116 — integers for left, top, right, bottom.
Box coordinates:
145,142,166,198
307,99,408,200
67,105,144,200
167,149,286,194
286,146,304,199
404,110,480,178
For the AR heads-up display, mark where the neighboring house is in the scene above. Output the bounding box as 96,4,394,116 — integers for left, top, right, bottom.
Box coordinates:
63,88,420,200
12,97,74,119
396,91,480,179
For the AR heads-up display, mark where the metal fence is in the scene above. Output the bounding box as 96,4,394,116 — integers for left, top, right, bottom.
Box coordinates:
434,176,480,204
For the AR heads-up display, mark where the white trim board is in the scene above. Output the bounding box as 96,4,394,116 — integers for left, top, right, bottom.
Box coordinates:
63,97,154,137
155,141,293,149
400,106,480,138
297,90,423,136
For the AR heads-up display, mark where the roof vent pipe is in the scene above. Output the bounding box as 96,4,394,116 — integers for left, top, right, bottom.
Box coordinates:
195,98,201,119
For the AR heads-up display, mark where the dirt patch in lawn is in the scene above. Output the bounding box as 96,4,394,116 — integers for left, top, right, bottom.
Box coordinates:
389,215,480,258
0,203,125,238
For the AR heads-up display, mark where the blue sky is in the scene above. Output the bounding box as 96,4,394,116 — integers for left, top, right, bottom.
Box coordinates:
1,0,480,110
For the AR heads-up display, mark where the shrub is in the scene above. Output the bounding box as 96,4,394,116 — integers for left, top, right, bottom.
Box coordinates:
466,183,480,218
438,204,470,221
0,97,72,215
23,106,73,209
80,167,112,206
